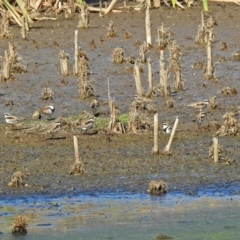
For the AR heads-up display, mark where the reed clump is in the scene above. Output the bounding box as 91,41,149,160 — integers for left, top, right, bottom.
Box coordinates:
12,215,28,234
147,180,167,194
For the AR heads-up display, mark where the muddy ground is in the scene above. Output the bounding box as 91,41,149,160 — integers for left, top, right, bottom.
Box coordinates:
1,1,240,200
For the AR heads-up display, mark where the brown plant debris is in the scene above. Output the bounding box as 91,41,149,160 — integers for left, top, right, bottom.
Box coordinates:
77,2,90,29
108,99,121,132
195,14,216,44
106,20,117,37
147,180,167,194
0,43,27,82
7,43,27,73
220,42,227,51
166,98,175,108
208,143,223,160
168,41,184,91
12,215,28,234
156,24,173,50
209,95,217,109
41,87,54,100
77,46,88,62
112,48,125,64
133,39,141,47
128,96,154,133
89,39,96,50
123,31,132,39
192,61,204,69
78,57,94,99
0,10,13,38
221,87,237,96
208,144,235,165
69,162,85,175
215,112,240,136
139,42,148,63
8,171,25,187
232,49,240,61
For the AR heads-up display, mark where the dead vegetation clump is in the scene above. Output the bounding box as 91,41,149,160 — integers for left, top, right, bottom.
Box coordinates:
59,50,69,76
69,162,86,175
108,99,126,133
77,46,88,62
106,20,117,37
209,95,217,109
168,41,184,91
12,215,28,234
8,171,25,187
215,112,240,136
208,142,223,160
147,180,167,194
77,2,90,29
7,42,27,74
208,142,235,165
123,31,132,39
195,14,217,45
156,24,172,50
0,10,13,38
78,56,95,99
166,98,175,108
232,49,240,61
41,87,54,100
139,42,148,63
112,47,125,64
89,39,96,50
221,87,237,95
0,43,27,82
128,96,154,133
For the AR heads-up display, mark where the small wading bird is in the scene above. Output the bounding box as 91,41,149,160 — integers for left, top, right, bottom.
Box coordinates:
4,113,21,129
163,123,172,134
90,99,99,116
41,104,55,119
48,122,61,138
196,110,206,127
80,116,94,133
187,99,209,111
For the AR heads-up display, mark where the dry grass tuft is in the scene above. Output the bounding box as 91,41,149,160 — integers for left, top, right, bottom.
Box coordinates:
69,162,86,175
232,49,240,61
221,87,237,95
209,95,217,109
8,171,25,187
106,20,117,37
41,87,54,100
77,2,90,29
0,10,13,38
12,215,28,234
215,112,240,136
123,31,132,39
208,143,223,160
112,48,125,64
166,98,175,109
147,180,167,194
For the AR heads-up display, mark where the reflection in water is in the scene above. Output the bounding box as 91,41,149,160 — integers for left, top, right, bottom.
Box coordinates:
1,193,240,240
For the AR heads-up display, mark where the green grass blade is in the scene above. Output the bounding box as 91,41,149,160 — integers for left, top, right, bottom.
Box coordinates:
171,0,176,8
202,0,208,11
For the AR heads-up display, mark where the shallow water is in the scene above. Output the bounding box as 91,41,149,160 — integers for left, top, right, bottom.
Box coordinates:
1,189,240,240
